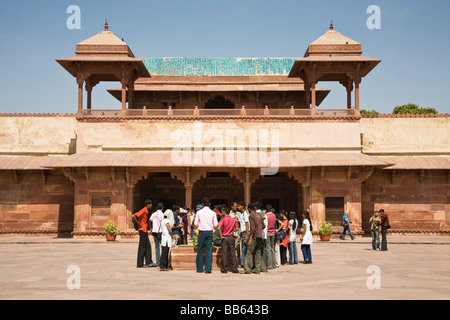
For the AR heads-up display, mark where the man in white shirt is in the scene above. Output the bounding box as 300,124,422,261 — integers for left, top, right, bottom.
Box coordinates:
237,201,249,268
194,197,218,273
256,201,268,272
150,202,164,266
159,214,172,271
230,201,241,261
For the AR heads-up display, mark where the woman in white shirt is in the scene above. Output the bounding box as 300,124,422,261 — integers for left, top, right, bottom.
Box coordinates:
288,212,299,264
160,215,172,271
300,211,313,264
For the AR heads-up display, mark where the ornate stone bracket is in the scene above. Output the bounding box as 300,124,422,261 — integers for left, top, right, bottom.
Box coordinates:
62,168,78,183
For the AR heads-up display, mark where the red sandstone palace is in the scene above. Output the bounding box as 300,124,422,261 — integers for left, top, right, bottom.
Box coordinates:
0,22,448,237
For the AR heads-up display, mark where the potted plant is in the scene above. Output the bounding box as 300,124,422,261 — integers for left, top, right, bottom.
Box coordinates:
318,221,333,241
104,221,120,241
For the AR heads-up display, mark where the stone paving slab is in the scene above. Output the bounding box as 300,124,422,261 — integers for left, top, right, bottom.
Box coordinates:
0,236,449,300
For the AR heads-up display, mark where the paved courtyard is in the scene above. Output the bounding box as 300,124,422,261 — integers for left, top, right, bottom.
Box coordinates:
0,236,449,300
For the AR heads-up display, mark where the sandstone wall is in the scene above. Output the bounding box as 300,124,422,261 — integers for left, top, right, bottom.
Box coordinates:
362,169,449,233
360,118,450,154
0,169,74,236
0,117,77,155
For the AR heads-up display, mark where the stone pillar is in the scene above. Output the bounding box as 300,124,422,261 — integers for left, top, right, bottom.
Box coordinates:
77,78,84,112
244,168,251,205
304,82,311,108
302,183,308,212
121,81,127,111
125,167,135,232
185,185,193,210
354,63,361,115
86,83,92,110
311,84,316,115
127,83,134,110
346,82,353,109
185,168,193,210
309,64,318,115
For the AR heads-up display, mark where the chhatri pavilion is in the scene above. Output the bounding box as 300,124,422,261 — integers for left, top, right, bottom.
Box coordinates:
0,22,448,237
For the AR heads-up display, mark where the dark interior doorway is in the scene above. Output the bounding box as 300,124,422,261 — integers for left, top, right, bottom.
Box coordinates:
251,172,300,214
204,95,235,109
325,197,345,226
192,172,243,209
134,172,185,213
263,199,280,213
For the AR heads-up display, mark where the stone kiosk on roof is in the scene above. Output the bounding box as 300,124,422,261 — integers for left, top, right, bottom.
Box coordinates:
56,21,150,112
289,22,381,115
0,22,448,238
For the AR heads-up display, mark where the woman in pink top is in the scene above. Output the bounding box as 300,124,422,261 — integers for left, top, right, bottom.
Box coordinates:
265,205,277,270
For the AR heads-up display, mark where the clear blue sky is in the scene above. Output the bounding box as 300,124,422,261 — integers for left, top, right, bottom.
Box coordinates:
0,0,449,114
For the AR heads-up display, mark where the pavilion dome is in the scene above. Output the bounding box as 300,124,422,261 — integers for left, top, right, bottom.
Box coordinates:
75,21,135,58
304,22,362,57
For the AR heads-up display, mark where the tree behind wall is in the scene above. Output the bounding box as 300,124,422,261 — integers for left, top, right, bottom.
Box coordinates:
393,103,438,114
360,109,379,115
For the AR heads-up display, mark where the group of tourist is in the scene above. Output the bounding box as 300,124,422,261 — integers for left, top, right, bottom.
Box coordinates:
194,198,313,274
131,200,191,270
132,197,314,273
132,197,391,272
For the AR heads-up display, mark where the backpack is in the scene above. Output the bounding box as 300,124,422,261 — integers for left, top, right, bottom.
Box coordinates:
213,227,222,247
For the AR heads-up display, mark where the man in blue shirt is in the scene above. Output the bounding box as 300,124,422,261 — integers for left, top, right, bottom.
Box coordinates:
171,205,183,245
341,210,355,240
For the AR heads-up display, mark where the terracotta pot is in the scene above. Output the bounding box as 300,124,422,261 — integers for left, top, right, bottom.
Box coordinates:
319,234,331,241
106,233,117,241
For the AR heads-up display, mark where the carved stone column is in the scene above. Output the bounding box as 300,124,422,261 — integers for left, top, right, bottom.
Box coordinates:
185,168,193,209
354,63,362,115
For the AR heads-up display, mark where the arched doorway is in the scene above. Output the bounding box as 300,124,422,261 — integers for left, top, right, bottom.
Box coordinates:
134,172,185,213
204,95,235,109
192,172,243,209
251,172,301,214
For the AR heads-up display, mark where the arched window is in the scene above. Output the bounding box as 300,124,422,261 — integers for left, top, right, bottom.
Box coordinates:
204,95,235,109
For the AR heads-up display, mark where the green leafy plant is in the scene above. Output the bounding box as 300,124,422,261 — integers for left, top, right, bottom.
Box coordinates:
318,221,333,236
104,221,120,235
393,103,438,115
360,109,379,116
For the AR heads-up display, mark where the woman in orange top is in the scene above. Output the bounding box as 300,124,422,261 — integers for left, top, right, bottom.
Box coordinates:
279,210,290,265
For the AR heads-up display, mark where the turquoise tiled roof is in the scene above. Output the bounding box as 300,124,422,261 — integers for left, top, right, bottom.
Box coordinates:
142,57,296,76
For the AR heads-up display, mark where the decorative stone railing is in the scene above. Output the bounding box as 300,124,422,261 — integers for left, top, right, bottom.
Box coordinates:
75,106,359,120
1,110,447,119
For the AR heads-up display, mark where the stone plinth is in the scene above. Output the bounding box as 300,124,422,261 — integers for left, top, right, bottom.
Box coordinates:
171,245,235,271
